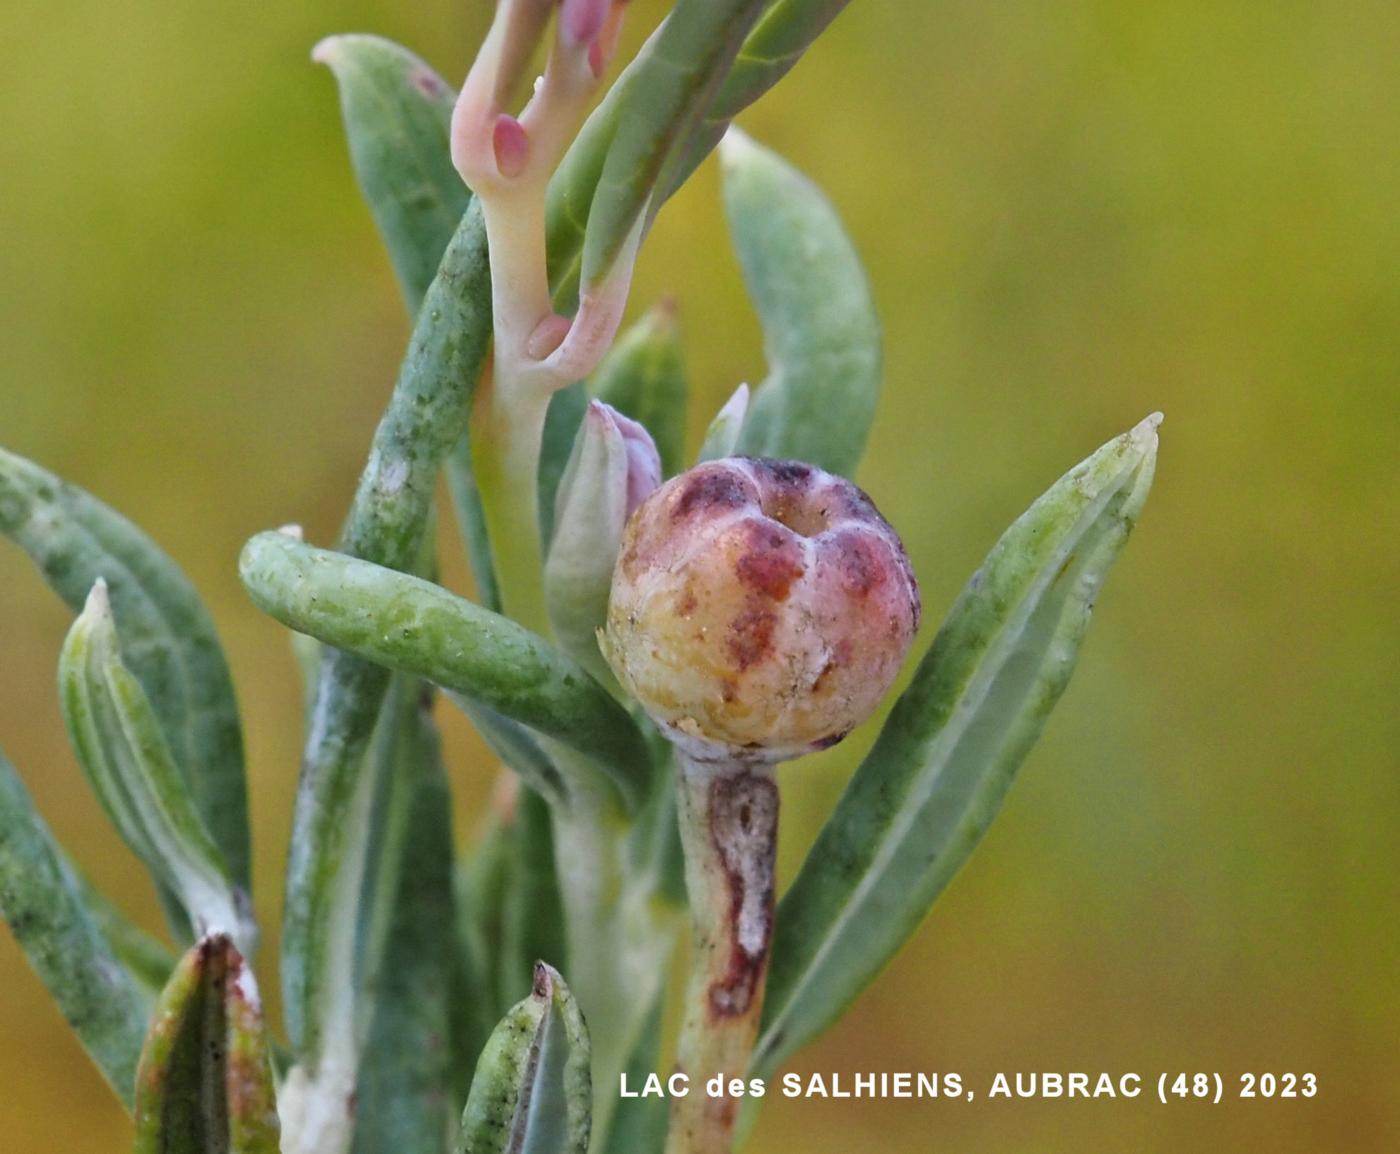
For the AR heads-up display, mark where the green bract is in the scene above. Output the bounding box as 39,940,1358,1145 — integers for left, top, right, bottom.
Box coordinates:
459,963,592,1154
132,935,280,1154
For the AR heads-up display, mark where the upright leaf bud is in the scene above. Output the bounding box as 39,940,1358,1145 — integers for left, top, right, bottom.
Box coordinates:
602,458,920,762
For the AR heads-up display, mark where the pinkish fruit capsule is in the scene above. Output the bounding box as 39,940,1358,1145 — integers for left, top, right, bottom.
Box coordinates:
602,458,920,762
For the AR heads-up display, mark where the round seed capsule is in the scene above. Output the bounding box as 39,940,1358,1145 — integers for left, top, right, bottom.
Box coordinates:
602,457,920,762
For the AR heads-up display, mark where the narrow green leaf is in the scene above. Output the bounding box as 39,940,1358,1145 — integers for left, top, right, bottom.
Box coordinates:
458,815,515,1036
661,0,853,197
626,746,687,911
755,416,1162,1075
59,581,255,955
281,201,491,1064
547,0,839,306
722,130,881,477
337,201,492,570
599,995,668,1154
240,531,651,811
537,382,589,550
450,694,567,806
0,447,249,887
564,0,771,294
454,790,568,1052
71,865,176,997
696,383,750,464
314,34,469,310
546,96,623,310
0,750,150,1107
352,684,459,1154
590,303,689,477
497,788,569,1013
458,962,592,1154
133,934,280,1154
446,434,503,614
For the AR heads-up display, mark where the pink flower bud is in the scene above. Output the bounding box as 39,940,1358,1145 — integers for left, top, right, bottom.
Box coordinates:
612,407,663,517
602,458,920,762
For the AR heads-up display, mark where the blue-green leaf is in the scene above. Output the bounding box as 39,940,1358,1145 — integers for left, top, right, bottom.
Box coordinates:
450,695,567,807
446,434,503,614
696,383,750,464
279,202,490,1069
547,0,842,306
59,581,255,955
756,415,1162,1075
239,531,651,812
0,446,249,887
0,749,150,1107
599,995,668,1154
73,867,176,997
497,789,569,1012
554,0,771,298
314,34,468,310
722,130,881,477
537,383,590,552
661,0,854,198
352,684,459,1154
458,962,592,1154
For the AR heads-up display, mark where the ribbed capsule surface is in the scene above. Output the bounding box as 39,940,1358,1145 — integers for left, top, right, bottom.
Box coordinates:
602,458,920,761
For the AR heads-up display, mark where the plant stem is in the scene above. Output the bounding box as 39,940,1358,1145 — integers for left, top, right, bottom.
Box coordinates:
667,752,779,1154
471,367,553,632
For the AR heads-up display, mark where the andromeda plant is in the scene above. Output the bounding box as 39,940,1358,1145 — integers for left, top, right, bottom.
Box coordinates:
0,3,1160,1153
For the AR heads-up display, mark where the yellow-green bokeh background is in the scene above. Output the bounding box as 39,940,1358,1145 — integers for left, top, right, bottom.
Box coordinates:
2,1,1396,1149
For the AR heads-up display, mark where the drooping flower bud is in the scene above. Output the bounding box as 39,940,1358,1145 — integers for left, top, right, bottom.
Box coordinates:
602,458,920,762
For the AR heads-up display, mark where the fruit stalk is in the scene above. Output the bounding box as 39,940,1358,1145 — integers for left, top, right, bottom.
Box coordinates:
667,751,779,1154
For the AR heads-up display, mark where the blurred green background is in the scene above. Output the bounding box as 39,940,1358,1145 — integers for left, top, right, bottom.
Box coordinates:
2,1,1396,1150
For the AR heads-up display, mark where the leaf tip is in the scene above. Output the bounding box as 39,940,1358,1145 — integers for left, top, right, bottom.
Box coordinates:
718,124,759,171
84,576,112,616
310,35,344,68
722,381,750,416
1128,411,1163,456
532,960,558,999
